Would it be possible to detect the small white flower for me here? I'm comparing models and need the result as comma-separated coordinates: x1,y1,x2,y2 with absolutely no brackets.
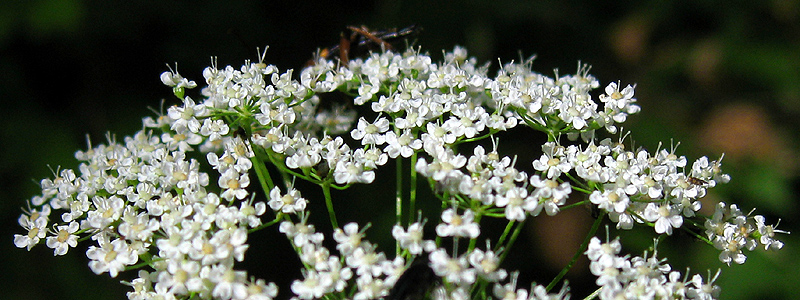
345,246,387,278
160,66,197,89
199,118,230,141
687,270,721,300
218,170,250,200
350,117,390,145
532,142,570,179
244,278,279,300
280,219,324,248
530,175,571,216
86,237,138,277
208,264,249,300
494,187,537,221
468,247,507,282
333,159,376,184
155,258,202,295
268,186,307,214
754,215,788,250
383,130,422,158
436,208,480,238
493,272,527,300
352,275,387,300
429,249,476,285
14,211,48,251
589,189,629,214
333,222,365,256
643,202,683,235
45,221,80,256
392,222,436,255
584,237,621,269
85,195,125,230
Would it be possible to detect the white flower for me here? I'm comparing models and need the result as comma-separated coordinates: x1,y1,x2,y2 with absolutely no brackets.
352,275,387,300
754,215,787,250
493,272,527,300
155,259,203,295
280,220,323,248
43,220,78,256
199,118,230,141
415,147,467,183
333,222,365,256
687,270,721,300
85,195,125,230
532,142,570,179
167,96,204,133
423,122,458,145
86,237,138,277
257,102,297,126
126,270,157,300
237,199,267,229
392,222,436,254
530,175,571,216
333,159,376,184
585,237,621,269
160,67,197,89
436,208,480,238
350,117,390,145
285,135,323,169
218,170,250,200
268,186,307,214
354,147,388,169
429,249,476,285
208,264,249,300
244,279,279,300
717,226,748,266
643,202,683,235
468,248,507,282
14,210,48,251
494,187,537,221
589,189,629,214
118,208,160,242
383,130,422,158
345,246,387,278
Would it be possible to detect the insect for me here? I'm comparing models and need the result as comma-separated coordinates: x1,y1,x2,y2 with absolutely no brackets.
310,24,421,67
686,176,708,186
303,25,421,137
386,259,442,300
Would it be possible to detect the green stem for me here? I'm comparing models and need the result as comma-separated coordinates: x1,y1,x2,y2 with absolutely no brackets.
264,149,320,185
251,150,274,198
546,211,606,292
467,213,481,252
563,171,591,192
408,152,418,225
559,200,589,211
498,220,525,263
396,157,403,226
495,220,516,252
683,218,713,245
248,214,284,233
453,129,498,145
321,182,339,229
583,287,602,300
396,157,403,255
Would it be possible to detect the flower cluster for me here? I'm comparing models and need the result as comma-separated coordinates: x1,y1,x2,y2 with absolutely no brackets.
13,131,274,299
13,42,787,300
704,202,788,266
586,237,721,300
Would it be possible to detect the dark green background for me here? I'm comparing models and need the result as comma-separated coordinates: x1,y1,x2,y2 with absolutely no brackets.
1,1,798,299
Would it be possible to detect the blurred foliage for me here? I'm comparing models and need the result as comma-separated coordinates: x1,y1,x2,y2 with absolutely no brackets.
1,1,798,299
